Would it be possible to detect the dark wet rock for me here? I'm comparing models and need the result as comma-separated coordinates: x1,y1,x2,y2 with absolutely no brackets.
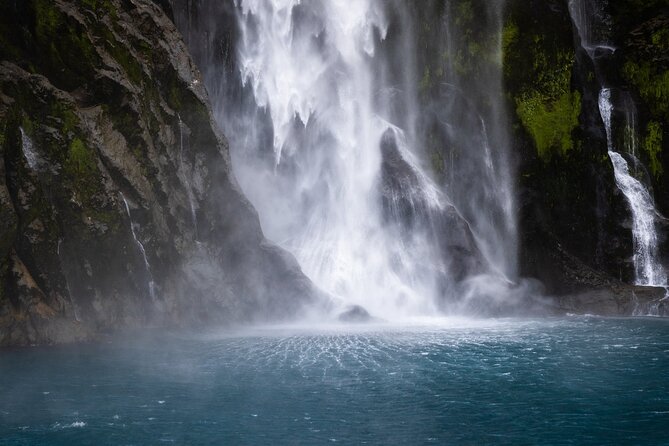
338,305,373,323
0,0,319,346
379,128,485,289
558,285,666,317
503,0,669,305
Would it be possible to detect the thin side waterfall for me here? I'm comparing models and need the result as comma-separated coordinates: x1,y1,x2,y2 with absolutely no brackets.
19,127,39,170
177,114,198,238
56,238,82,322
569,0,667,287
120,193,157,301
599,90,667,286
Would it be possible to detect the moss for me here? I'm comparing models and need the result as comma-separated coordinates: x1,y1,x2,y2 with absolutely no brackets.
33,0,99,90
504,16,578,161
166,78,183,110
502,22,519,56
64,138,97,180
20,116,35,137
49,102,78,136
516,91,581,159
33,0,61,39
97,27,144,86
455,1,474,28
623,61,669,119
643,121,663,179
651,27,669,49
80,0,115,15
419,66,432,94
430,150,445,176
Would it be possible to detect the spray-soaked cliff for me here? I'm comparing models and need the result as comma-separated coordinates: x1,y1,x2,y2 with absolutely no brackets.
503,0,668,314
0,0,318,346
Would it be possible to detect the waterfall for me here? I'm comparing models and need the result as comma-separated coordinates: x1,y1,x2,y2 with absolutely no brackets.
234,0,434,317
175,0,518,317
120,193,157,301
599,90,667,286
19,127,40,170
569,0,667,287
177,114,198,239
56,238,82,322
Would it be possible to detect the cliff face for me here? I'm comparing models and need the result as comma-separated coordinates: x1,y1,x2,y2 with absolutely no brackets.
503,0,669,296
0,0,317,346
503,0,624,292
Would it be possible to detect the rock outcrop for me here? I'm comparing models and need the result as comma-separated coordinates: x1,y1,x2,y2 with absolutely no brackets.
378,128,485,290
0,0,319,346
503,0,669,308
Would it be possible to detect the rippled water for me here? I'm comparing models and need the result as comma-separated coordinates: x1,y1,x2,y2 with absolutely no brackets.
1,317,668,445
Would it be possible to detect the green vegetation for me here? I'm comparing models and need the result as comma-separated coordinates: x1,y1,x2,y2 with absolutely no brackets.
430,150,445,176
643,121,663,178
502,22,519,57
80,0,116,16
419,66,432,94
516,91,581,159
623,61,669,119
33,0,98,90
455,1,474,27
97,27,144,86
510,44,580,160
64,138,97,178
49,102,78,136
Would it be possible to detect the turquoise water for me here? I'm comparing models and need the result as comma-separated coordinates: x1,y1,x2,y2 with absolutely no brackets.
1,317,668,445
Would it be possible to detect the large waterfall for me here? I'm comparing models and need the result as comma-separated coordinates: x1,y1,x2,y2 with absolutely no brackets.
176,0,518,317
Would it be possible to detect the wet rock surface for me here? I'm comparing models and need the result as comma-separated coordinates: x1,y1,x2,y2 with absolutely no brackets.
0,0,318,346
379,128,485,294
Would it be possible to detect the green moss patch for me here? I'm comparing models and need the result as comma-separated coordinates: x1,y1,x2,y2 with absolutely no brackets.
643,121,663,179
623,61,669,120
516,91,581,159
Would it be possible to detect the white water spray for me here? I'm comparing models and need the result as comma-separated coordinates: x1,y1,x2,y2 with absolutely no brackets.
173,0,520,317
599,90,667,286
234,0,433,317
19,127,40,170
218,0,516,317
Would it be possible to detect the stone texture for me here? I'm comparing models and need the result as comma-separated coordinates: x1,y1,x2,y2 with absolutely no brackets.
0,0,319,346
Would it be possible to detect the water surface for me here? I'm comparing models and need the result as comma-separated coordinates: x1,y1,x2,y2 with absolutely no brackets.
1,317,668,445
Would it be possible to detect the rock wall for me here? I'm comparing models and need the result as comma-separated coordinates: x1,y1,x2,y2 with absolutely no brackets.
0,0,318,346
504,0,668,295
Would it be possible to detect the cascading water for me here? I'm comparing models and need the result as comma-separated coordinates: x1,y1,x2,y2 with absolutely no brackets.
599,90,667,287
175,0,519,318
177,114,198,239
120,193,157,301
19,127,40,171
569,0,667,288
233,0,437,317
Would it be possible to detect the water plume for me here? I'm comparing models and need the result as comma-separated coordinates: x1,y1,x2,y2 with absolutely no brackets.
174,0,519,319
